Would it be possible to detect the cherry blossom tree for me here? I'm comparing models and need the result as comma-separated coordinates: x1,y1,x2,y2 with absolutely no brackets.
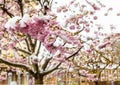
72,33,120,84
0,0,118,85
0,0,83,84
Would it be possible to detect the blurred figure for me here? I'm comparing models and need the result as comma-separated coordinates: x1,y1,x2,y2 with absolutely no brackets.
28,75,34,85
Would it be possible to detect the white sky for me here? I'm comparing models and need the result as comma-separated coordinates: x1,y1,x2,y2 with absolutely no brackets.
95,0,120,33
52,0,120,37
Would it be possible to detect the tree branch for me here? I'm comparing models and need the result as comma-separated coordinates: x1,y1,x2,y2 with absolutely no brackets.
25,38,31,52
41,58,52,71
41,63,61,75
42,46,83,75
15,47,32,55
0,7,14,18
0,58,34,75
17,0,24,16
33,39,37,53
36,42,41,56
98,63,109,79
113,63,120,72
33,63,39,74
28,35,34,52
66,46,83,59
38,0,43,7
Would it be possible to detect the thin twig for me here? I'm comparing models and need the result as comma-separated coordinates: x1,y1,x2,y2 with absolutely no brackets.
0,7,14,18
17,0,24,16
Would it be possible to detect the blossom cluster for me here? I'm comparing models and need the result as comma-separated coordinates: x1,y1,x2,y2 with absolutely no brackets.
5,14,80,54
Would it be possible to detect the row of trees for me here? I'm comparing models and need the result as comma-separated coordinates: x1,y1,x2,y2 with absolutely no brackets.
73,33,120,81
0,0,119,85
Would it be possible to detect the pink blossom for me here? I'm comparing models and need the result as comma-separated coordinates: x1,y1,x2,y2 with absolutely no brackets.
70,25,75,30
104,13,108,16
4,12,80,55
86,49,91,53
70,1,74,5
92,4,100,10
63,8,68,12
0,0,4,3
1,45,8,50
8,43,16,49
81,5,86,8
117,13,120,16
108,7,113,11
90,11,94,15
54,57,66,62
57,8,62,13
86,23,90,27
85,28,90,33
99,42,110,49
93,16,98,20
45,44,57,53
0,32,4,39
0,76,7,81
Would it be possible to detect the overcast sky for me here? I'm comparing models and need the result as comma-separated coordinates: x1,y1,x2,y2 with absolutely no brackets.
52,0,120,35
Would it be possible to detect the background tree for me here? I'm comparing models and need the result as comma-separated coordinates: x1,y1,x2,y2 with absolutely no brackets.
72,33,120,84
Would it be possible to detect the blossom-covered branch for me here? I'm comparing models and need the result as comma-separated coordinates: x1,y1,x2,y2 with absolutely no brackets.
0,58,34,75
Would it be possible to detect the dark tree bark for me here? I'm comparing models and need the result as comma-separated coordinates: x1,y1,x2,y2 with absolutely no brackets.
34,74,44,85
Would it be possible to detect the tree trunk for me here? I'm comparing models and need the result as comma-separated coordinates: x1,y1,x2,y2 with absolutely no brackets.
34,75,44,85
